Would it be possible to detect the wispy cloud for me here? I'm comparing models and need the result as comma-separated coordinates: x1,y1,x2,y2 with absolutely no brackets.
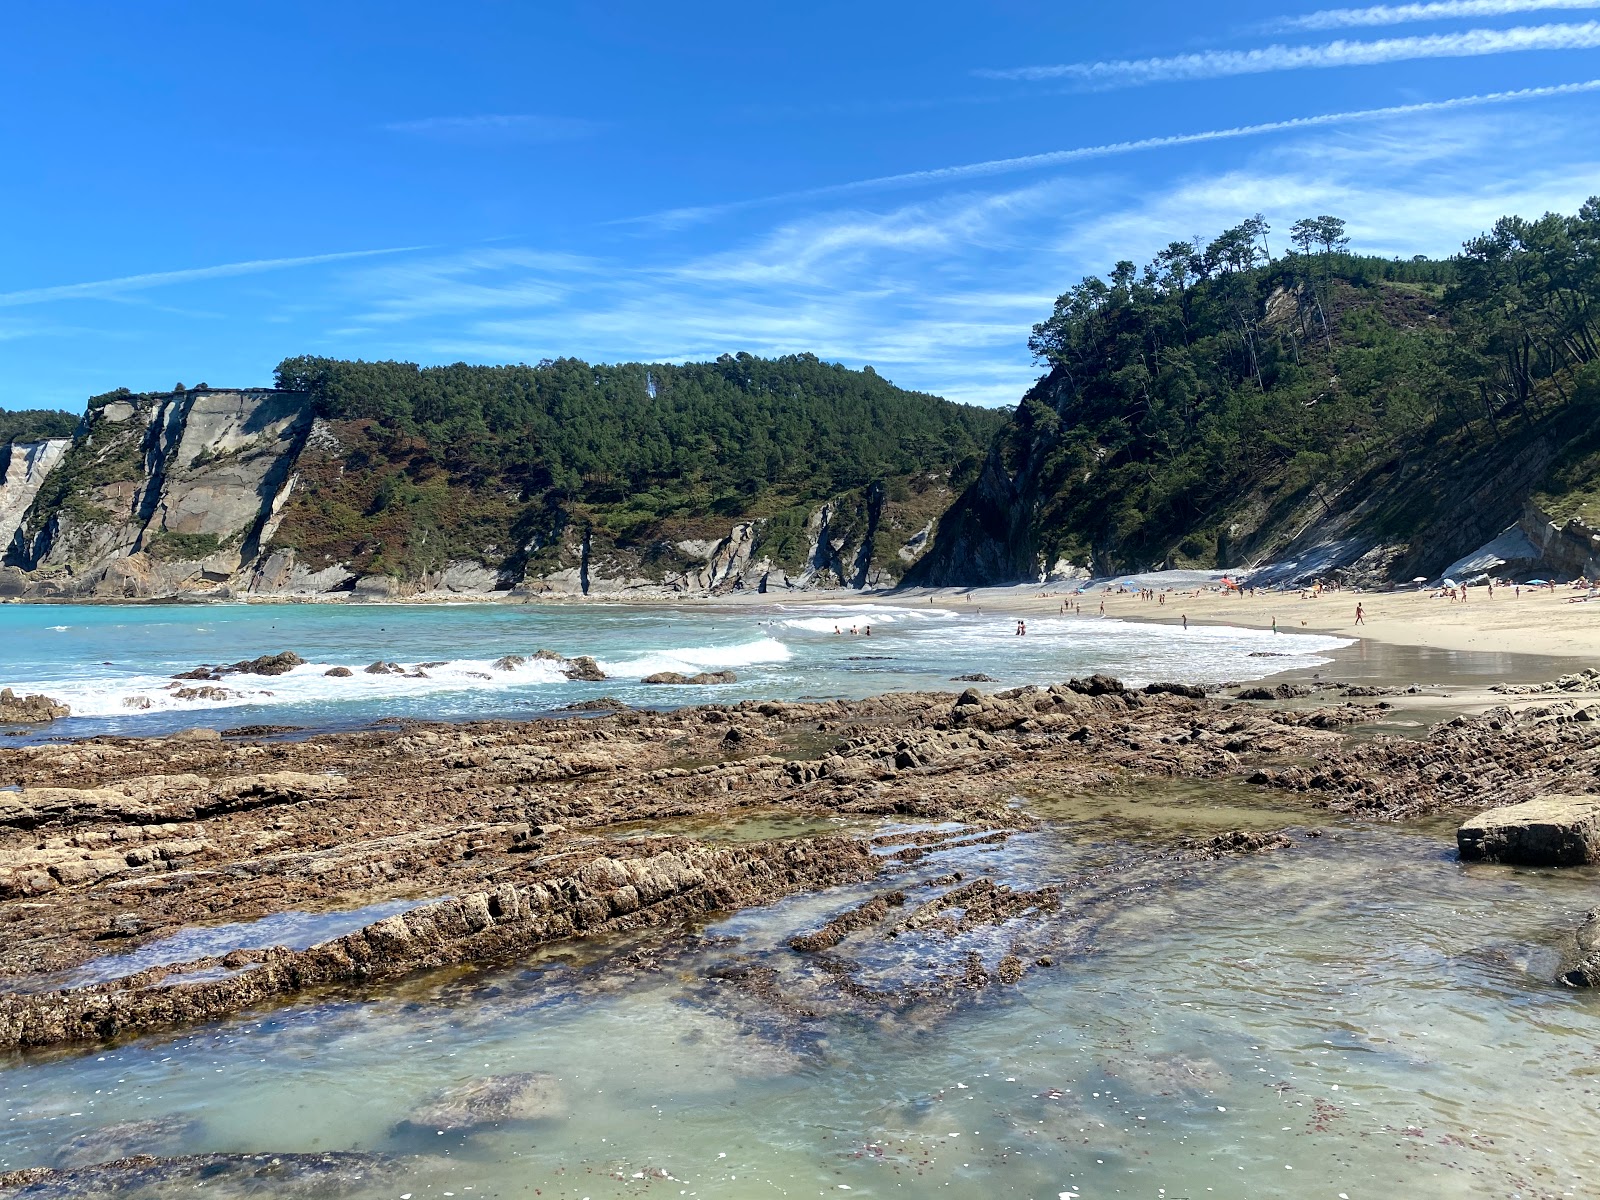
977,21,1600,85
328,100,1600,408
384,114,603,143
0,247,426,309
625,79,1600,227
1273,0,1600,31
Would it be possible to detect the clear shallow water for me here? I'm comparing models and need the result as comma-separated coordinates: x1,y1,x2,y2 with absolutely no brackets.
2,810,1598,1198
0,601,1352,739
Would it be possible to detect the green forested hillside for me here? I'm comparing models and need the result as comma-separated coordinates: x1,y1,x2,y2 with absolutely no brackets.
271,353,1005,579
913,203,1600,584
0,409,77,446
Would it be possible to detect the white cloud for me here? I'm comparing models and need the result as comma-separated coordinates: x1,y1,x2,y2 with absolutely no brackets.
384,114,602,143
0,247,426,309
1273,0,1600,31
329,103,1600,409
977,21,1600,85
624,79,1600,228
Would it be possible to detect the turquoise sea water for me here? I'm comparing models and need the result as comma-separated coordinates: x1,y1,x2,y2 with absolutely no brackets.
0,600,1352,739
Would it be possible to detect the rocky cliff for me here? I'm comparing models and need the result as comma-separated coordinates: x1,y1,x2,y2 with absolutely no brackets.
0,438,71,557
0,386,956,600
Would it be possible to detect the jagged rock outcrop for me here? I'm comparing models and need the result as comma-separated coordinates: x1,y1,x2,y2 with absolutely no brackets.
6,388,313,598
0,689,69,724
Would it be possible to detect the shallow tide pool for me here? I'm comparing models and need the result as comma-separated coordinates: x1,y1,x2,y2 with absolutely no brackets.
3,802,1597,1199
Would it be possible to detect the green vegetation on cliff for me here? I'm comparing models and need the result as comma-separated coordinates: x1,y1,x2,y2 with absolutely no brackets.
914,202,1600,583
0,409,77,446
272,353,1004,579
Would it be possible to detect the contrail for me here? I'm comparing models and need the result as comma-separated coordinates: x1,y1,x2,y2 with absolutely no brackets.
1275,0,1600,32
629,79,1600,227
0,246,427,308
977,22,1600,85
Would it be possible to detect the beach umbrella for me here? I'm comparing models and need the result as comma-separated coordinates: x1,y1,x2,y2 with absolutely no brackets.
1411,576,1428,583
1443,578,1458,588
1526,578,1549,585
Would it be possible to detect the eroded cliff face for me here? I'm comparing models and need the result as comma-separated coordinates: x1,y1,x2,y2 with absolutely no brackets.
0,388,947,600
3,390,314,598
0,439,71,560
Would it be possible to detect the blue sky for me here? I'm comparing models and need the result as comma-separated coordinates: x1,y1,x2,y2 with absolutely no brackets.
3,0,1599,411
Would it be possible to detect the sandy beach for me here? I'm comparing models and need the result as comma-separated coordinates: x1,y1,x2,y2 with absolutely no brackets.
785,580,1600,660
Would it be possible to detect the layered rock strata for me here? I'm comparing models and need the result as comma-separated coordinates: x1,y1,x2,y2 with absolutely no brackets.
2,677,1595,1049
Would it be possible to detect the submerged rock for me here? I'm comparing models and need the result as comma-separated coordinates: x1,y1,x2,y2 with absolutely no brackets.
0,689,69,723
951,673,997,683
52,1116,202,1168
644,671,737,685
1457,795,1600,866
0,1151,406,1198
401,1072,565,1131
170,686,233,702
1559,907,1600,987
553,697,629,713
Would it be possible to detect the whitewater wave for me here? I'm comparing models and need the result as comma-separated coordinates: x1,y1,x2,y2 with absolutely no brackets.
600,636,793,679
774,605,957,634
27,653,571,718
21,640,795,718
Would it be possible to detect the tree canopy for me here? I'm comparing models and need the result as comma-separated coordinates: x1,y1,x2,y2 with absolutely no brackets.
269,352,1006,578
0,409,78,447
938,200,1600,577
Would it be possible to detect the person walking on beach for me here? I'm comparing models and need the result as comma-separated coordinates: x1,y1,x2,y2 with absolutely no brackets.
1271,616,1278,633
1354,603,1365,625
1098,598,1105,617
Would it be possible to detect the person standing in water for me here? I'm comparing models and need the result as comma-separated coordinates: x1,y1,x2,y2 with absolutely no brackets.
1016,619,1026,636
1271,616,1278,633
1181,613,1188,630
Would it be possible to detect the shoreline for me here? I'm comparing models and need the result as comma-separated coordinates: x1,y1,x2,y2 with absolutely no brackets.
9,578,1598,661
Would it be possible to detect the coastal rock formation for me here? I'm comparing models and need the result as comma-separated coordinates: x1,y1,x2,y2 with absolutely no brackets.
0,1152,410,1199
0,689,69,723
1252,697,1600,819
562,655,606,681
0,676,1382,1048
6,388,314,599
642,670,737,685
0,438,71,558
1457,795,1600,866
1491,668,1600,696
0,369,982,600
